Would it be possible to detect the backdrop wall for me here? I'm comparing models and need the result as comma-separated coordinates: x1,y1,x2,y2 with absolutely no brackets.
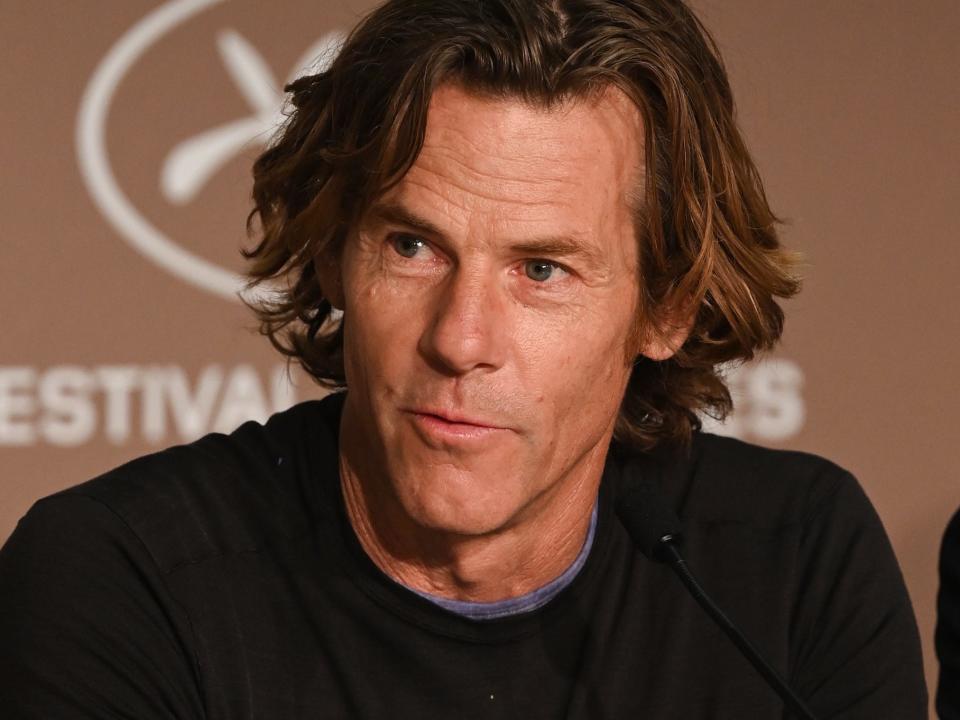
3,0,957,712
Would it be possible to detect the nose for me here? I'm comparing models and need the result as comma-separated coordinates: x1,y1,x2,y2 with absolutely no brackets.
418,267,509,375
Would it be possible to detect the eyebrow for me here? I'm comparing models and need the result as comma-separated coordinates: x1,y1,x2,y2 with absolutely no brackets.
364,200,609,270
366,201,445,238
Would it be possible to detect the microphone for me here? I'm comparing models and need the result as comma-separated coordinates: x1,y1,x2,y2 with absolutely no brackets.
615,467,820,720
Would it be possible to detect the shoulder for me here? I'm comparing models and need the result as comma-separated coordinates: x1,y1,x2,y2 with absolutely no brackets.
943,507,960,554
663,432,869,531
22,395,343,574
939,507,960,596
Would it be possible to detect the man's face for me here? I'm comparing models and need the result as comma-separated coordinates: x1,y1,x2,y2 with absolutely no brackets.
337,83,651,536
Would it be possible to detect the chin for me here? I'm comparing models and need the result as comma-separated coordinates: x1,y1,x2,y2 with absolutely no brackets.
392,463,524,537
377,415,527,534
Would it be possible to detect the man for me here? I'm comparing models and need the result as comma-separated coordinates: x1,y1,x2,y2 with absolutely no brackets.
0,0,926,717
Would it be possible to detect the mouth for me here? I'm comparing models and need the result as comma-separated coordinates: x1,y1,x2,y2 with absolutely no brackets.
403,407,510,443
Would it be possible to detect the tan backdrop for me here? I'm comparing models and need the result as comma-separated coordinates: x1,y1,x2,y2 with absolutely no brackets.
2,0,957,713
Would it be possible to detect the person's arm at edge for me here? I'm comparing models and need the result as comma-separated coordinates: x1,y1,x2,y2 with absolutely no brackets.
936,508,960,719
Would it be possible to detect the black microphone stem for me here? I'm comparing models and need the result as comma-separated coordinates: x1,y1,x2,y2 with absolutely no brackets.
659,541,819,720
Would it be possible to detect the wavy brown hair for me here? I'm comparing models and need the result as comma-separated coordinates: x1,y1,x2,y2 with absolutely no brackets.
244,0,801,451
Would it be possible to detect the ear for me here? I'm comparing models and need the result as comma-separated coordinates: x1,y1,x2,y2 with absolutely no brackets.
316,252,345,310
636,299,696,361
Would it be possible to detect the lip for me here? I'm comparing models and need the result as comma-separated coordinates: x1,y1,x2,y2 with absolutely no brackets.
404,408,510,444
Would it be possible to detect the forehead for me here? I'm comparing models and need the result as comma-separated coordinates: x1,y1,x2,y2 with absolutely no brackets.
377,83,645,241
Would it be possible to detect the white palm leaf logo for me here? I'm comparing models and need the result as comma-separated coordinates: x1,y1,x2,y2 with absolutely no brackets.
162,29,344,204
77,0,344,302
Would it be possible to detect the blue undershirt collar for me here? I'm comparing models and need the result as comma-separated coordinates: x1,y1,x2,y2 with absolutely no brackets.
405,498,600,620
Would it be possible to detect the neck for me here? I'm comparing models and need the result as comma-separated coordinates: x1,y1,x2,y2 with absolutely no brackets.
338,418,607,603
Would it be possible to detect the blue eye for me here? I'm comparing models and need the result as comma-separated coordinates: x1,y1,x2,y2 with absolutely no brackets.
392,234,425,258
524,260,557,282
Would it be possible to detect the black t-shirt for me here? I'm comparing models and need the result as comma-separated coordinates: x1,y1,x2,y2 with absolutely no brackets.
0,393,926,718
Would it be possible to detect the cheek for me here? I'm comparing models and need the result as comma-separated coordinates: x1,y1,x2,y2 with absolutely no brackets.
515,308,633,418
342,273,423,384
